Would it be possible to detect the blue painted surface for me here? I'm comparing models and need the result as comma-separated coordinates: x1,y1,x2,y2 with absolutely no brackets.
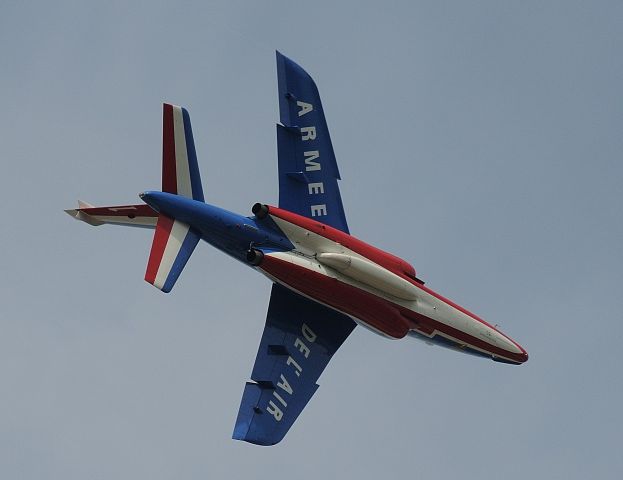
276,52,349,233
233,284,356,445
140,191,294,263
181,107,205,202
137,53,521,446
161,226,200,293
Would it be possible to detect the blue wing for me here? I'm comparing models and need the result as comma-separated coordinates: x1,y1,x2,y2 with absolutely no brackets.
233,284,356,445
276,51,349,233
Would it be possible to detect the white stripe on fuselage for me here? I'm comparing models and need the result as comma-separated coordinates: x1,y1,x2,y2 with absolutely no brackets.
266,216,522,357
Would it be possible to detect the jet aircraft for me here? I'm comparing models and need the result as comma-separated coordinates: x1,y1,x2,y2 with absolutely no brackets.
66,52,528,446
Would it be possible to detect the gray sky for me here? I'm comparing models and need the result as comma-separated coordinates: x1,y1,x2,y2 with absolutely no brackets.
1,1,622,478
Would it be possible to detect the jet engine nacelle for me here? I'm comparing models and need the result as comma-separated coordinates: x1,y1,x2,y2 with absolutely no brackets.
246,249,264,266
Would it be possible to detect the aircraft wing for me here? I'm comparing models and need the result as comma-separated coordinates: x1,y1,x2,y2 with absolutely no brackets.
233,284,356,445
276,52,349,233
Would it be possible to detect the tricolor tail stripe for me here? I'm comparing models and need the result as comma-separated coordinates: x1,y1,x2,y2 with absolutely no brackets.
162,103,204,202
145,214,200,293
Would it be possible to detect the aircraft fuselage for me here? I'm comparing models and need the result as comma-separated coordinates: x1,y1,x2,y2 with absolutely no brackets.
141,191,528,365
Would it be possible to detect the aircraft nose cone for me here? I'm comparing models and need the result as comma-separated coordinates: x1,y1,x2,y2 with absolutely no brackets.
508,342,529,364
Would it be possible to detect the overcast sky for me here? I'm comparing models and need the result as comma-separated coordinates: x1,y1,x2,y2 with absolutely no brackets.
1,1,622,478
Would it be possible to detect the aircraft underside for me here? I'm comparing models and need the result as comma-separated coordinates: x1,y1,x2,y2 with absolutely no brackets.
252,206,528,365
66,51,527,446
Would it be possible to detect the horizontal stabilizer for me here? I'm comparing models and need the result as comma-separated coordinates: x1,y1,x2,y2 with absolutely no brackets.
144,214,200,293
65,202,158,228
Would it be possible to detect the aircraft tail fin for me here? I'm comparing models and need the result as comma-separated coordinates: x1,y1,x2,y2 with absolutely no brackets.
161,103,204,202
144,214,200,293
65,103,205,292
141,103,204,293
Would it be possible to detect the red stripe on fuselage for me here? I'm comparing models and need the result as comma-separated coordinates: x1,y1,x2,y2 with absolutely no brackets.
267,206,417,279
267,205,525,355
398,308,527,363
162,104,177,194
260,254,527,363
145,215,174,284
407,281,525,354
260,254,411,339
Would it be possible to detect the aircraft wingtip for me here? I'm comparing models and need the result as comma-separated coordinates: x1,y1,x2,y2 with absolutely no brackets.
78,199,94,209
64,206,104,226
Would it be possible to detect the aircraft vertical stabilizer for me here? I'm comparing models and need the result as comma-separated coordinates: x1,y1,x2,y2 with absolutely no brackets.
142,103,204,292
161,103,204,202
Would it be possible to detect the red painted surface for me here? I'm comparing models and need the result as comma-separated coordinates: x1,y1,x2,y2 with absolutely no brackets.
398,307,527,363
260,254,528,363
267,205,525,355
267,206,417,279
144,214,174,283
260,254,411,339
162,103,177,194
409,281,526,353
82,204,157,217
